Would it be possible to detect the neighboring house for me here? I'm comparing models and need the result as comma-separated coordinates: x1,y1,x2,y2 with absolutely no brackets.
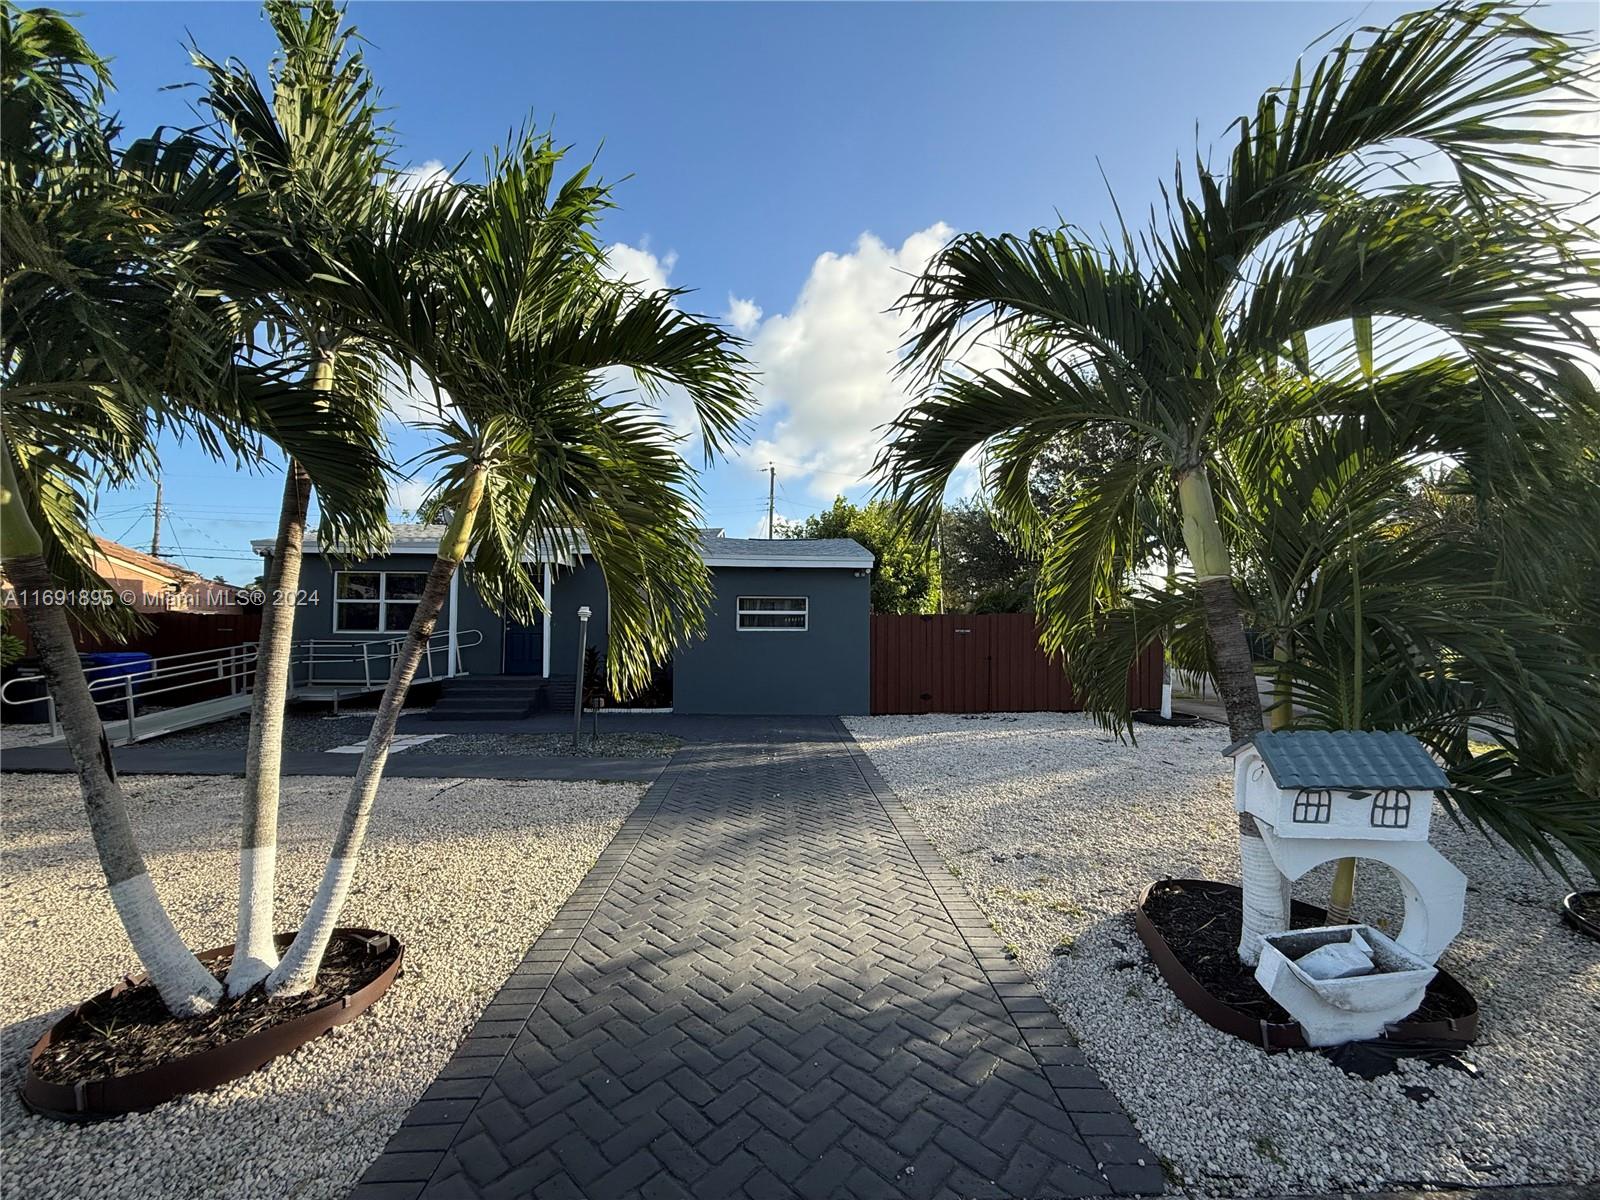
89,538,246,613
251,525,874,715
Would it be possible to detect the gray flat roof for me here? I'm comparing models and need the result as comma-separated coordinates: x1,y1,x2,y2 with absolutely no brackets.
255,525,874,569
698,533,873,567
1225,730,1450,791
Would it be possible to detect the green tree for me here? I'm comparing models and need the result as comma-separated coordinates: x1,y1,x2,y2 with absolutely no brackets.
1069,396,1600,925
1,2,387,1014
265,133,755,995
880,4,1598,747
938,499,1033,613
192,0,467,997
787,496,938,613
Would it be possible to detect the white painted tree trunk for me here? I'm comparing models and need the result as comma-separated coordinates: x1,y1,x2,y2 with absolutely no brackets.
1238,814,1290,965
226,459,312,996
2,451,219,1014
267,465,486,996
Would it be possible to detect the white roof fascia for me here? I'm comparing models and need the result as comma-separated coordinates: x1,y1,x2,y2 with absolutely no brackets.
700,555,869,570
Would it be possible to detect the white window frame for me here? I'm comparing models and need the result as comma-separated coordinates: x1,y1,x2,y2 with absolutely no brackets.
333,569,431,634
736,595,808,632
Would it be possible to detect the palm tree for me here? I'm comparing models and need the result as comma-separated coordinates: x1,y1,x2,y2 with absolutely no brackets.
191,0,459,997
265,133,754,994
1054,393,1600,951
878,4,1597,961
1,2,388,1013
881,4,1597,744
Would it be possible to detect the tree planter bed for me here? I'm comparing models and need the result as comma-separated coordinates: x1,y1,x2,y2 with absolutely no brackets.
1562,891,1600,942
22,927,403,1120
1130,709,1203,727
1134,879,1477,1051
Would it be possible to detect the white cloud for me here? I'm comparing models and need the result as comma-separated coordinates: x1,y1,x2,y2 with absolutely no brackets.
595,242,710,457
603,242,677,294
392,158,452,198
390,475,433,518
739,223,962,500
725,295,763,336
386,367,454,429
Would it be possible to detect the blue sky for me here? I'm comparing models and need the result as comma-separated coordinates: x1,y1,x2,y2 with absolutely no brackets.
74,1,1598,579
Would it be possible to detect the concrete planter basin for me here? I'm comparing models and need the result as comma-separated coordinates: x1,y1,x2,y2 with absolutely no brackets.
1255,924,1436,1046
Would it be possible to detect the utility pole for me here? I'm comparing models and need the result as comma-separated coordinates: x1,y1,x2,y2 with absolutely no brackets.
150,477,164,557
767,463,775,539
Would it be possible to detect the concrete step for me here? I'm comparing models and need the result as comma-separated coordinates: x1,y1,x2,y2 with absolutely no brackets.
427,675,556,722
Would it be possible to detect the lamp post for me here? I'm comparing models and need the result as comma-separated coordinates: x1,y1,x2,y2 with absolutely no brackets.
573,605,591,749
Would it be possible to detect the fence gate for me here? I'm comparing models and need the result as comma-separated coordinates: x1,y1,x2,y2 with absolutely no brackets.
869,612,1161,715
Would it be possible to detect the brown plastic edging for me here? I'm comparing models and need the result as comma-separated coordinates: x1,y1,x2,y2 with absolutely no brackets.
1134,879,1478,1053
21,926,403,1121
1561,892,1600,942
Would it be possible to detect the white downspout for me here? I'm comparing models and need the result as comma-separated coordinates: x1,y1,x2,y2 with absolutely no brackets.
447,569,460,676
541,562,553,678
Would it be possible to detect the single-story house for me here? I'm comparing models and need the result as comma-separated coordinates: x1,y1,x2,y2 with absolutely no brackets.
251,525,873,716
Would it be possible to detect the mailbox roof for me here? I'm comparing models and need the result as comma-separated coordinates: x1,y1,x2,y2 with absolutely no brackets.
1223,730,1450,791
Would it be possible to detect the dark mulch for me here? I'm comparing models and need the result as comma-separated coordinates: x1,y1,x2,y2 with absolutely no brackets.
32,932,400,1084
1141,879,1474,1025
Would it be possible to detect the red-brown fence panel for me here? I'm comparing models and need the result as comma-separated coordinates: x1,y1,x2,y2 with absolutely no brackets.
870,612,1161,715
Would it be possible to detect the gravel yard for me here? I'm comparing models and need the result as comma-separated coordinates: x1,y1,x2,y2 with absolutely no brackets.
845,712,1600,1198
1,771,640,1200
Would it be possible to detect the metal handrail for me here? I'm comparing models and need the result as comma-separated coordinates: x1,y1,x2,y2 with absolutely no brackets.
1,628,483,736
297,630,476,684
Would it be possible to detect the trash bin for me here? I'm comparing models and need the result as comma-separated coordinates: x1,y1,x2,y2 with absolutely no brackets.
81,652,155,720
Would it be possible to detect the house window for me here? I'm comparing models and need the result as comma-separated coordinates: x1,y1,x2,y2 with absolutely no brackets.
1293,788,1332,824
334,571,429,633
737,596,807,631
1370,788,1412,829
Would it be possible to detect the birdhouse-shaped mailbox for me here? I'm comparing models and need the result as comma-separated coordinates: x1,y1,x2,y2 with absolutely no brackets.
1227,730,1449,843
1223,729,1468,967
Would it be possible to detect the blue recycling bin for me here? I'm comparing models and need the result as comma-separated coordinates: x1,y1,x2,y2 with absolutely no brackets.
80,652,155,719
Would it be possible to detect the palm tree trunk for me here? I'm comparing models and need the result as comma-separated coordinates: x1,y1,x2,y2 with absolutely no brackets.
1175,463,1278,963
1268,637,1292,731
1160,557,1177,720
1176,465,1262,741
1,448,220,1015
224,456,313,996
1326,859,1358,925
267,463,487,996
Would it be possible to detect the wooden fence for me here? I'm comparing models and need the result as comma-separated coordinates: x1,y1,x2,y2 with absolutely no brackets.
870,612,1162,715
10,609,262,661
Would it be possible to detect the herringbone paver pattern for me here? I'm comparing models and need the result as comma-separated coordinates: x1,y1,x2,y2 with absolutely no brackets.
354,721,1160,1200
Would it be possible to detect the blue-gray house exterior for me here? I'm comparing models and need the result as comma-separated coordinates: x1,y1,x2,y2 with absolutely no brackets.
254,526,873,716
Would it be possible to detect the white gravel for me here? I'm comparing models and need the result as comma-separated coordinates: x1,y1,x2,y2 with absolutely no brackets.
1,723,57,752
846,712,1600,1198
1,771,641,1200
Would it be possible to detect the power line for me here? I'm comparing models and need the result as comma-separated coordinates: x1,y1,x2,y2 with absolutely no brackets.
105,508,153,546
161,509,188,569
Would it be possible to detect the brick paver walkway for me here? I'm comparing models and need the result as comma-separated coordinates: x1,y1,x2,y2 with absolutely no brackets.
353,720,1161,1200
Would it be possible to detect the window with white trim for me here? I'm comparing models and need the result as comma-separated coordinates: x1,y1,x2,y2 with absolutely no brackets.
334,570,429,632
737,596,807,631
